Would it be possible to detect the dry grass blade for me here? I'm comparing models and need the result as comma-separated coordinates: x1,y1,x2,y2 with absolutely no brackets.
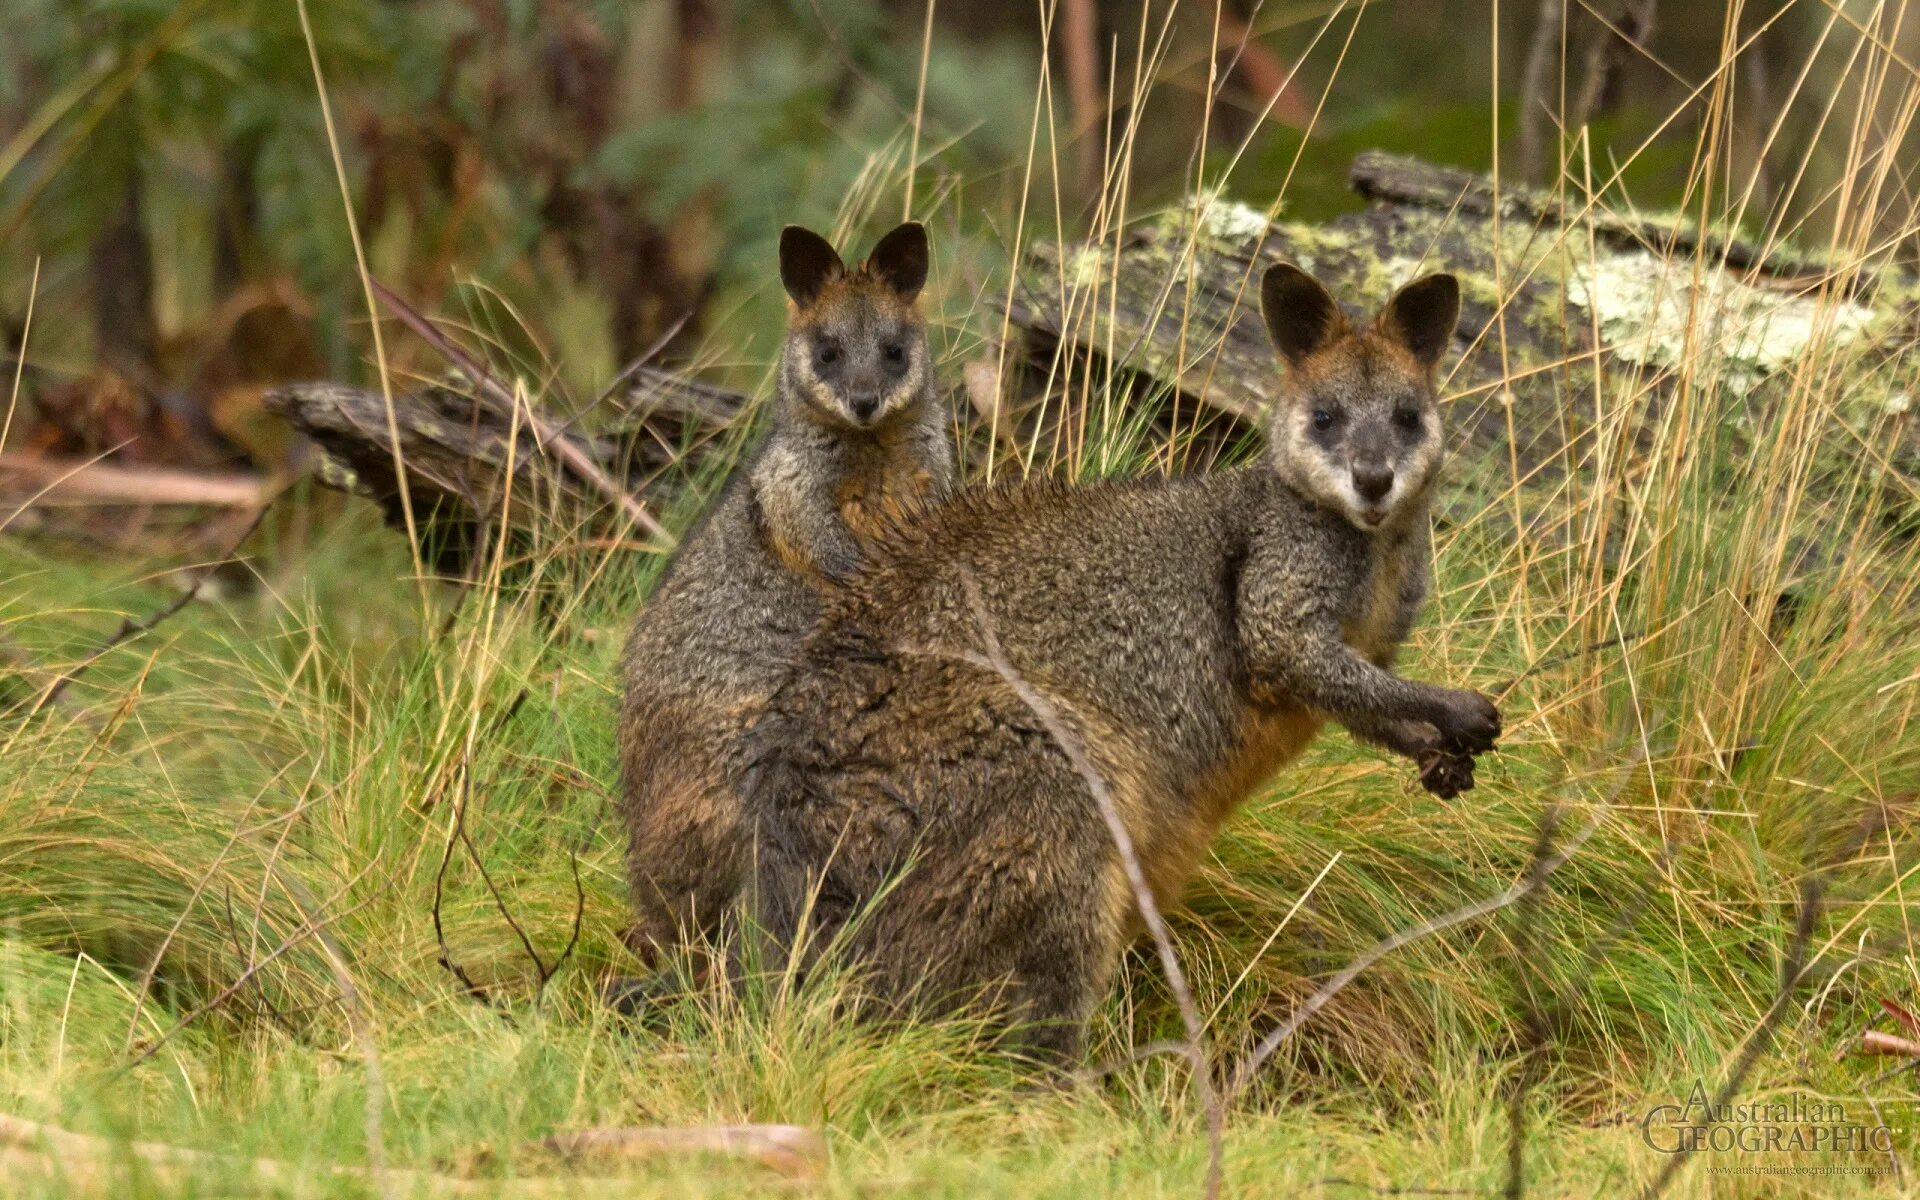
954,567,1223,1200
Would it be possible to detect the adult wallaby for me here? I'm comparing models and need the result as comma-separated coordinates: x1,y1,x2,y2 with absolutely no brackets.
618,222,955,966
737,262,1498,1062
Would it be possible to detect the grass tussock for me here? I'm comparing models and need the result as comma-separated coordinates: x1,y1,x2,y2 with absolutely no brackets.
3,2,1919,1195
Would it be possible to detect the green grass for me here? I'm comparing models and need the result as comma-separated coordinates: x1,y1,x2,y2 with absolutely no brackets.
4,3,1920,1195
2,313,1916,1194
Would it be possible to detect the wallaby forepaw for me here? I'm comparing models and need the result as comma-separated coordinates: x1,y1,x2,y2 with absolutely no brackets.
1436,689,1501,754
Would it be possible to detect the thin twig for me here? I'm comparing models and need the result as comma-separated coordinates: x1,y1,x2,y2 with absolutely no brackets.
955,567,1223,1200
1505,808,1562,1200
369,278,672,545
550,311,693,441
432,761,496,1006
1493,625,1647,700
1227,784,1622,1103
37,500,272,711
455,772,550,985
123,867,381,1070
1637,811,1885,1200
434,744,582,1007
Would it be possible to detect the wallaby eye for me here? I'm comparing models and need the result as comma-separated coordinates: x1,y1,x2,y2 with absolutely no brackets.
882,341,906,364
1393,408,1422,433
815,340,841,367
1311,409,1336,433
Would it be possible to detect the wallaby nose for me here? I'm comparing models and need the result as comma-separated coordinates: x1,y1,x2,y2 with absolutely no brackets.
849,394,880,422
1352,463,1394,503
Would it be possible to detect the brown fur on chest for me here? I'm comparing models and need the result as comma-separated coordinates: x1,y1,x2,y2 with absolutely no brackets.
837,460,937,541
1342,545,1409,665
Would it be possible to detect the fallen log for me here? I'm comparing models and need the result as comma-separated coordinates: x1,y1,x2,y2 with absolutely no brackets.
265,367,748,565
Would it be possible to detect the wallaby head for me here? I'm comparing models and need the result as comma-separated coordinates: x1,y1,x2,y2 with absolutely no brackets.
777,222,932,431
1259,262,1460,531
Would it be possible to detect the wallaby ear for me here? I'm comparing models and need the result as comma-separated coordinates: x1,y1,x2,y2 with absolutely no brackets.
865,222,929,301
1260,263,1347,367
1376,272,1459,369
779,225,845,306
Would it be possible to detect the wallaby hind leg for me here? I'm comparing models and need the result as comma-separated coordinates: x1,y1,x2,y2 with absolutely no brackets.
624,726,748,963
1000,864,1122,1069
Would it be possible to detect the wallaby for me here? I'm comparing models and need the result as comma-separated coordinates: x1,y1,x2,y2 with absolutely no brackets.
736,263,1499,1063
617,221,955,967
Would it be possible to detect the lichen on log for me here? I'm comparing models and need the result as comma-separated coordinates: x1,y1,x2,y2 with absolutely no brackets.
1007,151,1918,483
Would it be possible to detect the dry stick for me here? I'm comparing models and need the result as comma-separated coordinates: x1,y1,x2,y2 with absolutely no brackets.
1637,811,1885,1200
954,568,1223,1200
367,279,672,547
36,500,272,711
431,760,496,1006
532,1124,829,1181
1505,808,1563,1200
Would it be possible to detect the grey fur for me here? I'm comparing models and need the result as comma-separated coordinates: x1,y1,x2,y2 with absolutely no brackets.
736,264,1499,1063
617,223,954,962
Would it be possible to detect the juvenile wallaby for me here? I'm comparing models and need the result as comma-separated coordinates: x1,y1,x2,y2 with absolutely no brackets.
737,263,1499,1063
618,221,955,964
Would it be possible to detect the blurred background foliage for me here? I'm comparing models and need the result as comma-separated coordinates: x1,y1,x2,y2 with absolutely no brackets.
3,0,1908,424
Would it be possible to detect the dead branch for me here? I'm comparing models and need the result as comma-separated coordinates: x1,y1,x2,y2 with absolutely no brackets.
36,499,272,711
432,761,498,1006
433,747,582,1008
530,1124,829,1180
955,567,1224,1200
0,454,267,507
369,279,672,545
